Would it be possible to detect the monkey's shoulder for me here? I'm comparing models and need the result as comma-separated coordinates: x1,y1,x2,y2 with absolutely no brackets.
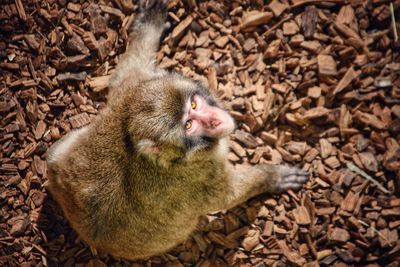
47,126,90,166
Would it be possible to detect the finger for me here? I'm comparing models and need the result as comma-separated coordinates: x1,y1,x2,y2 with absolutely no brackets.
281,174,308,183
279,182,304,191
279,165,307,176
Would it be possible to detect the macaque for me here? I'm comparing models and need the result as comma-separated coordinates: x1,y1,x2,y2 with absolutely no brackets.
47,0,308,260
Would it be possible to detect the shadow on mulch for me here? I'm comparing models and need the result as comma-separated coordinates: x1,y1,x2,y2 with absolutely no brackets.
38,195,83,266
39,193,149,266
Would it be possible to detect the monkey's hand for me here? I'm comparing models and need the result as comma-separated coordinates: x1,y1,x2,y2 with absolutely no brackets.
273,165,309,193
109,0,169,90
138,0,169,28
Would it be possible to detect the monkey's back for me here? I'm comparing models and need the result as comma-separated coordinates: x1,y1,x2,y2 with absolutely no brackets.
47,108,230,259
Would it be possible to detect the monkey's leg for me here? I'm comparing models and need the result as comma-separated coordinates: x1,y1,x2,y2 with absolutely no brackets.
109,0,168,90
222,164,309,210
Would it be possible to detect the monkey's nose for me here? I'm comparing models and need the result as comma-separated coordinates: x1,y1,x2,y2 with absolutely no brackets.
191,111,220,129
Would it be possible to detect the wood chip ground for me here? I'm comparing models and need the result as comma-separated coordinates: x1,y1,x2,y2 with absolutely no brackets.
1,0,400,266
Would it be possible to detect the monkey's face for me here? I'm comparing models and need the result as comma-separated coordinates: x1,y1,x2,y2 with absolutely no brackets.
170,77,235,154
182,94,235,139
128,75,235,159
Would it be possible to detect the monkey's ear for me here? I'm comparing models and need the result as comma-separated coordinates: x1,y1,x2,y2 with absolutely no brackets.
137,139,161,155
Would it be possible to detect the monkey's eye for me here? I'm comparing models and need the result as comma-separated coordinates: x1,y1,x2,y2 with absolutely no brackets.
185,120,193,130
191,100,197,110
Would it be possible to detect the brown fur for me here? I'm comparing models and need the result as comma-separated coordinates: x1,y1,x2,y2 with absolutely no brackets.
47,0,308,260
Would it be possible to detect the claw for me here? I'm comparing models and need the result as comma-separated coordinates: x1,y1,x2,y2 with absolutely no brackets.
141,0,168,10
137,0,169,27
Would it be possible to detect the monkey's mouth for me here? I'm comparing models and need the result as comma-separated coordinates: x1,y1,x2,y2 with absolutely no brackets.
205,113,235,138
210,120,222,128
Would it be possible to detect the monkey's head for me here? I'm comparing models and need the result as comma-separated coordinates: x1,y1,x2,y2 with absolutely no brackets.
125,74,235,165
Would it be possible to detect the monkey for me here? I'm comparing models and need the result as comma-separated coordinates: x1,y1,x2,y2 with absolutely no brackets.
46,0,309,260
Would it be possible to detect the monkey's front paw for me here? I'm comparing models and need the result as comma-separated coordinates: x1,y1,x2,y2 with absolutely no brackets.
276,165,309,192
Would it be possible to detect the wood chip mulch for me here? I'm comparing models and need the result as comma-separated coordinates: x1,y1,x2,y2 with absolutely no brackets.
1,0,400,266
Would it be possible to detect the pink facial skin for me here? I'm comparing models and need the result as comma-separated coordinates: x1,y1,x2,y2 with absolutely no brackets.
183,95,235,138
